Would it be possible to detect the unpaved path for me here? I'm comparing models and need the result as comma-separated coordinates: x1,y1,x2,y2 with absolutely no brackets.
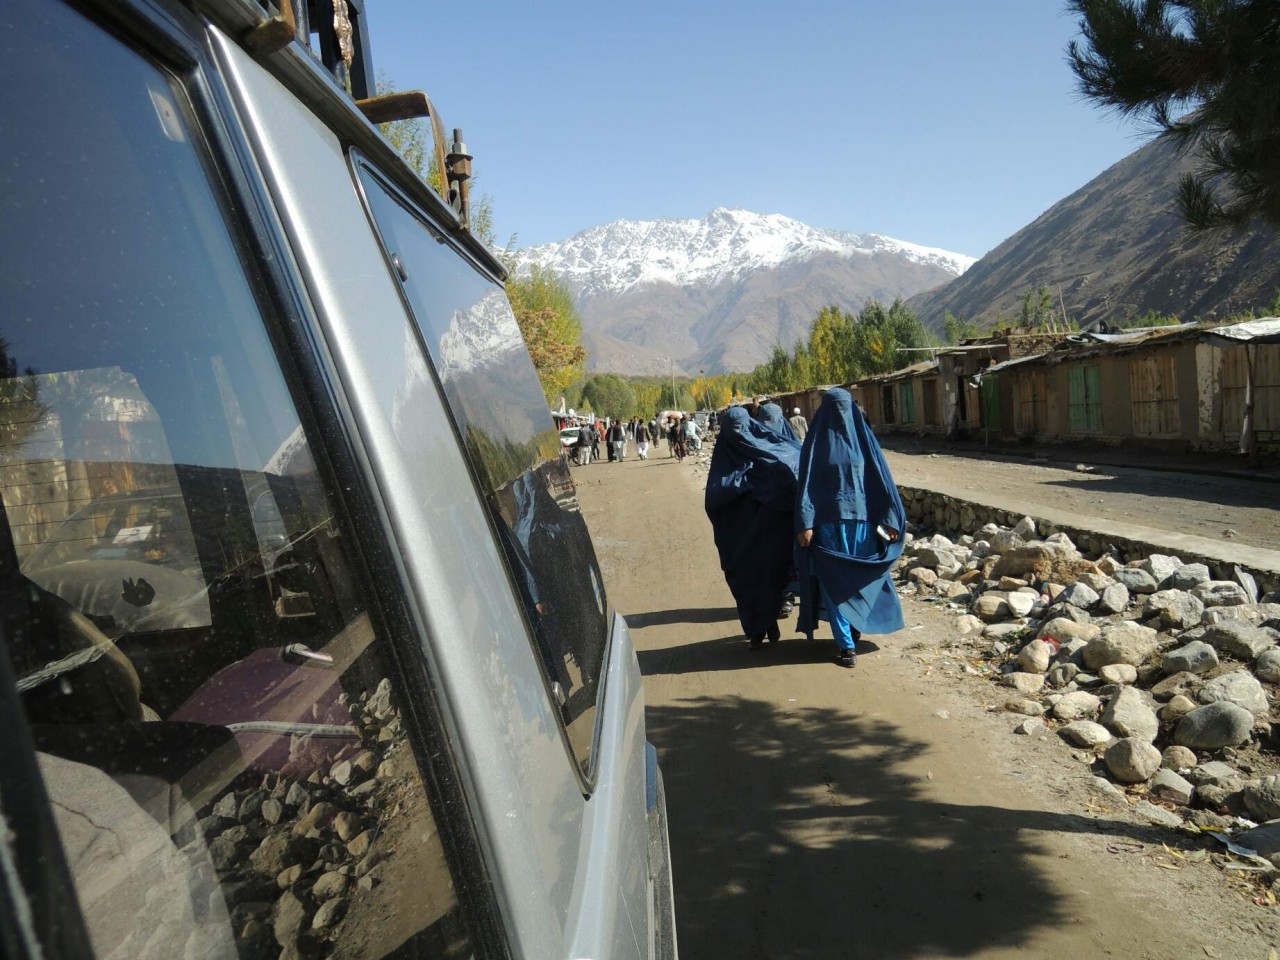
881,447,1280,552
575,447,1280,960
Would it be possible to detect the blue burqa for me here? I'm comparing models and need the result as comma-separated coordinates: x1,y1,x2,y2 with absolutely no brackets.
795,388,904,638
759,402,798,443
705,406,801,638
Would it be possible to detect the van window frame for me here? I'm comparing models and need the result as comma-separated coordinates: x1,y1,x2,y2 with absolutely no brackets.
347,151,612,791
0,1,513,956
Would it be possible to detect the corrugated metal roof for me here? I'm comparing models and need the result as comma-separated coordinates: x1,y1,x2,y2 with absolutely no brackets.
1200,317,1280,346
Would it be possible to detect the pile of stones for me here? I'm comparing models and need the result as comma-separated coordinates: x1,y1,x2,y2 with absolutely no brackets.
896,516,1280,851
196,678,412,959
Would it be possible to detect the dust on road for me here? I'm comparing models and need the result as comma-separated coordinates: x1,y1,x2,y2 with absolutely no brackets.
575,447,1279,960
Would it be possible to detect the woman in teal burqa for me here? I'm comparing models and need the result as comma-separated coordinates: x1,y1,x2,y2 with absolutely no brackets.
794,388,905,667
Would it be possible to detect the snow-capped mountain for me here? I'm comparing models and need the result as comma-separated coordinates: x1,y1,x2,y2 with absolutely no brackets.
517,207,975,299
513,208,974,374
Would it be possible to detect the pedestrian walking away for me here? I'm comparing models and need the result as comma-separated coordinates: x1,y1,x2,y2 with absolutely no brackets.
705,406,802,650
575,421,593,465
636,419,651,460
608,419,626,462
794,387,904,668
789,406,808,441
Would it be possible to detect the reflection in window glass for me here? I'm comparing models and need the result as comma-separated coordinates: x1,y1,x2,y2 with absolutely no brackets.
356,167,609,771
0,1,472,956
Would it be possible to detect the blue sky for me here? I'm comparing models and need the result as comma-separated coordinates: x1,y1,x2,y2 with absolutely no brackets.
368,0,1142,258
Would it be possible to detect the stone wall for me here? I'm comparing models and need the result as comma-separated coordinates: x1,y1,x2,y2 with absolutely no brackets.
899,485,1280,596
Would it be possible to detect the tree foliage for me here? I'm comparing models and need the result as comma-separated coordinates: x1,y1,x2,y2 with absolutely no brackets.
580,374,636,418
942,309,978,344
506,266,587,403
743,297,933,392
1067,0,1280,230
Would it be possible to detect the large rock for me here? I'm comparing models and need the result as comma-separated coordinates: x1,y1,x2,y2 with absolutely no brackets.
1004,591,1038,618
1113,567,1159,595
1104,738,1162,783
1059,720,1112,747
1098,663,1138,685
1051,691,1102,721
1192,581,1252,608
1016,639,1054,674
1173,702,1255,749
1164,563,1211,591
1058,582,1100,610
989,530,1027,555
1083,621,1160,670
914,546,957,571
973,593,1010,622
1099,687,1160,742
1196,672,1269,716
1042,603,1092,626
1161,745,1198,771
1037,618,1100,644
1256,648,1280,683
1233,566,1260,604
1143,590,1205,630
1149,768,1194,806
1202,620,1278,661
1001,672,1045,694
1097,583,1131,615
1141,554,1183,584
1161,640,1219,676
1243,776,1280,822
990,542,1077,580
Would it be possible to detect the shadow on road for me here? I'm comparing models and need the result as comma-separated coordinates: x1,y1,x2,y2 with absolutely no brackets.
626,607,740,629
649,694,1171,960
638,635,887,675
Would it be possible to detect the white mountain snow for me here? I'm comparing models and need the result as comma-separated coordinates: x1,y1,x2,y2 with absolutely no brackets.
515,207,976,298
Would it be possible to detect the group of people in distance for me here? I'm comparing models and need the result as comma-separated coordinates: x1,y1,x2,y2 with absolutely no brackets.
704,390,904,668
571,413,708,465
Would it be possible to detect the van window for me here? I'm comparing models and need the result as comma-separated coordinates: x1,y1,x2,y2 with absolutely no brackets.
354,165,609,774
0,1,474,956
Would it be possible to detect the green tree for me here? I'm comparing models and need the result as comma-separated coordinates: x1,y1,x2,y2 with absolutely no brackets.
942,309,978,344
1067,1,1280,230
506,265,587,403
580,374,636,418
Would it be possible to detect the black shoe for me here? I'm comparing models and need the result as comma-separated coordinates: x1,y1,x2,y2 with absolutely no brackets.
837,650,856,668
749,635,765,650
767,622,780,642
778,599,793,617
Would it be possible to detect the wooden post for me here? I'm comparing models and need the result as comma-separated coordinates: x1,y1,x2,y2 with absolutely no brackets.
1243,344,1260,468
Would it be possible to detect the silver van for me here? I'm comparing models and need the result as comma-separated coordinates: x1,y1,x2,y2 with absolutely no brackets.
0,1,676,958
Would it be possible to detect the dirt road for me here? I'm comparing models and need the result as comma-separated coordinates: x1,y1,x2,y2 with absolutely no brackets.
575,448,1279,960
881,446,1280,552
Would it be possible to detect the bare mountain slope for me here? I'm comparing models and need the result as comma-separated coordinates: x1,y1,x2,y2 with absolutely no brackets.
908,138,1280,331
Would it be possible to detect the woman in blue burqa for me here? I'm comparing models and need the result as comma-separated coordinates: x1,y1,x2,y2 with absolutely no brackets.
757,402,798,443
794,388,905,667
705,406,802,650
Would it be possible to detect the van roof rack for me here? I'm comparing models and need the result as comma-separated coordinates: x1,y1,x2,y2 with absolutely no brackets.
242,0,473,229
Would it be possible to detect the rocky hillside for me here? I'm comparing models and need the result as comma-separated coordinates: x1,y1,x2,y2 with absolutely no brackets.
515,208,975,374
908,138,1280,331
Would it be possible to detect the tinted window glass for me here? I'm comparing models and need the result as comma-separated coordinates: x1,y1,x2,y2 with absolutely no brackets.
0,2,473,956
355,166,608,772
